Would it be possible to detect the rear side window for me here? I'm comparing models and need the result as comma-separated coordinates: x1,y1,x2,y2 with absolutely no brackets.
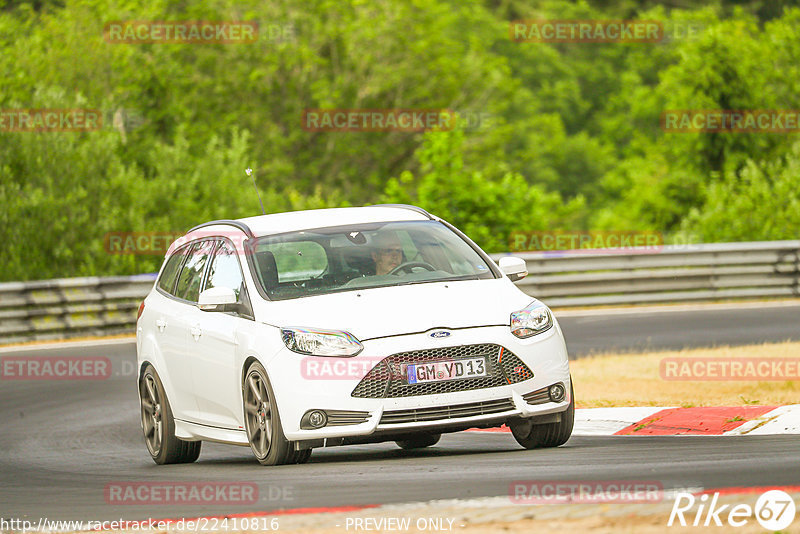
174,240,217,302
157,246,189,296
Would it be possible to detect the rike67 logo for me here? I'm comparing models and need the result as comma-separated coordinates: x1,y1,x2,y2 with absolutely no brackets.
669,490,796,530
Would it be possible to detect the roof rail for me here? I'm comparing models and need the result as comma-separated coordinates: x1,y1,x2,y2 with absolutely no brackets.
368,204,434,220
187,219,255,238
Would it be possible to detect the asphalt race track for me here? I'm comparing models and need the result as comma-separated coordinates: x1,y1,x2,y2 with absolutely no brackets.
1,303,799,522
558,302,800,357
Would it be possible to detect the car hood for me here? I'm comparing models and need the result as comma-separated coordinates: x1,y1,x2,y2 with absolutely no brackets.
256,278,533,340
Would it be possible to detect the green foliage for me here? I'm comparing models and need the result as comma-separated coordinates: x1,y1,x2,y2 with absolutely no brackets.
0,90,341,281
381,128,586,252
1,0,799,281
682,141,800,242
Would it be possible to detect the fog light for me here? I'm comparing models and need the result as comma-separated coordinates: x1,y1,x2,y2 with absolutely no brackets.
549,383,566,402
308,410,327,428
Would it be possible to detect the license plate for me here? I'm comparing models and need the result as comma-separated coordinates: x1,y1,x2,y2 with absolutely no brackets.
406,358,487,384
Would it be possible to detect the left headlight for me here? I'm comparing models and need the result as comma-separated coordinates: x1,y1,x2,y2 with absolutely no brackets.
510,302,553,338
281,327,364,357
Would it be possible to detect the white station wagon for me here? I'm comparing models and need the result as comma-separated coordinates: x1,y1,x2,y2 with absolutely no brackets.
136,205,573,465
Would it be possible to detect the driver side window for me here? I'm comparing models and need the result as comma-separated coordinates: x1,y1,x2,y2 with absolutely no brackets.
204,240,244,299
174,240,216,302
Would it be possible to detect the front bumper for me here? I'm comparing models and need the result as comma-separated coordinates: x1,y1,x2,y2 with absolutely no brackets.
265,324,571,441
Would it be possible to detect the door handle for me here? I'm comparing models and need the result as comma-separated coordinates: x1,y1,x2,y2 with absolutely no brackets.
155,318,167,332
190,325,202,341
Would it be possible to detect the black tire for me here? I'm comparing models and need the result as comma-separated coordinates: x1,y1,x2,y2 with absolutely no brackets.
139,365,201,465
395,433,441,450
282,447,312,465
294,448,313,464
242,361,296,466
510,383,574,449
296,449,313,464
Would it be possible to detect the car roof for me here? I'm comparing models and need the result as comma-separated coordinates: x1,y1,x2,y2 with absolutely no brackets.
238,205,432,237
171,206,435,253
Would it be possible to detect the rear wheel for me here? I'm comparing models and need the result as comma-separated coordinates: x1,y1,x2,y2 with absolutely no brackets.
243,361,301,466
395,433,441,450
510,383,574,449
139,365,201,464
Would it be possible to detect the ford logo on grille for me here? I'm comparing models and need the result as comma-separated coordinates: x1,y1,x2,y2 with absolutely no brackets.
430,330,451,338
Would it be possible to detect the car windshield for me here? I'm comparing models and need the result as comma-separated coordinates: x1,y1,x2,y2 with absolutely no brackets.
249,220,496,300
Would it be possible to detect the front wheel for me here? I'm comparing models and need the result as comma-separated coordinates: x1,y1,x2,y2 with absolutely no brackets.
510,383,574,449
243,361,301,466
139,365,201,464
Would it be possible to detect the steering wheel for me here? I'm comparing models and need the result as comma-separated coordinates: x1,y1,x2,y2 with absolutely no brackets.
388,261,437,275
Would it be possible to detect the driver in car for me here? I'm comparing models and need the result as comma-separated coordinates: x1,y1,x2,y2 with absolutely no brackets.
371,233,404,275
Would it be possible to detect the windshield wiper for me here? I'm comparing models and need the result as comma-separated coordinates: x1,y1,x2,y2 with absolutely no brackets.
435,274,482,282
389,275,483,287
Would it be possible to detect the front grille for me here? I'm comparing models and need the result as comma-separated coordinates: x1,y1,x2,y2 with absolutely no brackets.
351,343,534,398
327,410,371,426
522,386,550,405
380,398,516,425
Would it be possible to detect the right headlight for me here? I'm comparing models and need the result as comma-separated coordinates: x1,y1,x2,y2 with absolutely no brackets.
510,301,553,338
281,327,364,357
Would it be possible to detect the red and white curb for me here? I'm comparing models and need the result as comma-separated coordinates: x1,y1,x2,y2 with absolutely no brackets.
468,404,800,436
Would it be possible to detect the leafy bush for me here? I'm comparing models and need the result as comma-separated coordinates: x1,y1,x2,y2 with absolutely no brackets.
381,128,586,252
2,0,800,281
682,141,800,242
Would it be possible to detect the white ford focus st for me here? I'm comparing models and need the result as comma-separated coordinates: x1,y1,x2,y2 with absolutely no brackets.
136,205,573,466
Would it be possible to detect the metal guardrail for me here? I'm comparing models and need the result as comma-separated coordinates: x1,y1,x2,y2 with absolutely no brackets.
0,241,798,344
491,240,800,308
0,275,156,345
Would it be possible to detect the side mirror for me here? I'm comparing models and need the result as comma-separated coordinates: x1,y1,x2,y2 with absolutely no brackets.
198,286,238,312
498,256,528,282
